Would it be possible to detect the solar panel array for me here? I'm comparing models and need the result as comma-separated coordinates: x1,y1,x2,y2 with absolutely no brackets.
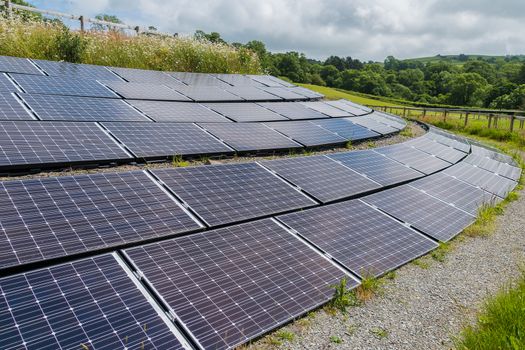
224,86,284,101
110,66,184,84
313,118,380,141
405,136,466,163
204,102,288,122
103,81,190,101
301,101,352,117
350,116,399,135
0,73,19,92
259,101,329,120
0,56,43,75
0,93,35,121
127,100,230,123
265,121,347,147
375,144,452,175
464,153,521,181
33,59,122,81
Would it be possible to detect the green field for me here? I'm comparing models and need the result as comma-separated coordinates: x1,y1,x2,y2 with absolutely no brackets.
403,54,525,66
297,83,402,106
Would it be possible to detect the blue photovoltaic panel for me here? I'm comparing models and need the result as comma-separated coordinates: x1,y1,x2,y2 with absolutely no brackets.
427,128,470,153
0,93,35,120
102,122,233,158
0,171,201,269
324,100,364,116
350,116,398,135
277,200,438,277
248,75,289,87
33,59,121,81
170,85,243,102
103,81,191,101
0,56,42,75
258,86,308,100
224,86,283,101
291,86,324,99
375,144,451,175
362,185,476,242
300,101,351,117
258,102,329,120
368,111,406,130
169,72,231,87
213,73,266,87
313,118,380,141
0,254,189,350
127,100,230,123
470,144,517,166
204,102,288,122
264,121,347,147
329,150,424,186
335,99,373,113
464,154,521,181
0,74,19,92
405,136,466,164
125,219,351,350
152,163,317,226
260,155,381,203
109,66,184,84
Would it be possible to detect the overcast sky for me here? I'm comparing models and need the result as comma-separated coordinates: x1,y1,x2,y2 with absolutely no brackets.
34,0,525,61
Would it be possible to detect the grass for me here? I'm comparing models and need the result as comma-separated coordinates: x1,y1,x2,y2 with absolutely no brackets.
329,335,343,344
172,155,190,167
431,242,451,262
355,274,383,302
275,330,295,342
329,277,359,313
369,327,389,339
296,83,399,106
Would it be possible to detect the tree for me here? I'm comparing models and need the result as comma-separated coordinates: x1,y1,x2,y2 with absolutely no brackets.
92,14,123,31
489,85,525,110
194,30,226,44
324,56,346,71
516,63,525,85
445,72,489,106
464,60,497,83
2,0,43,21
397,69,424,88
320,65,340,87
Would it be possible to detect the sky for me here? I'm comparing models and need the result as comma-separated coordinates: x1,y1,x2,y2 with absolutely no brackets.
32,0,525,62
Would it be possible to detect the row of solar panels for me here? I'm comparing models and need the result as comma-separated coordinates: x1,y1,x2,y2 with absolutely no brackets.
0,111,405,172
0,130,520,350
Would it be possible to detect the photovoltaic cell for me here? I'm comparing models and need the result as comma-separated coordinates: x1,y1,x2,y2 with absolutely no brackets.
169,72,231,87
329,150,424,186
170,86,243,101
291,86,324,99
264,121,347,147
0,74,19,92
124,219,351,350
33,59,121,81
248,75,288,87
260,155,381,203
277,200,438,277
258,87,308,100
0,93,35,121
464,154,521,181
324,100,364,116
0,171,201,269
369,111,406,130
300,101,352,117
312,118,380,140
0,254,189,350
20,94,149,122
0,56,42,75
350,116,398,135
375,144,451,175
258,102,329,120
224,86,283,101
127,100,230,123
102,122,233,158
152,163,316,226
362,185,476,241
198,122,302,152
427,128,470,153
110,66,183,85
0,121,132,170
203,102,288,122
405,136,466,164
213,73,266,87
103,81,190,101
470,144,516,165
335,99,373,113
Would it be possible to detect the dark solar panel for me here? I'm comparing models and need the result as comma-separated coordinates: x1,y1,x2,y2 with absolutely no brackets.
328,150,424,186
470,144,517,166
124,219,351,350
259,86,308,100
152,163,316,226
260,155,381,203
203,102,288,122
350,116,398,135
170,85,243,101
371,111,406,129
127,100,230,122
324,100,364,116
198,122,302,152
464,154,521,181
277,200,438,277
0,93,35,120
336,99,373,113
264,121,347,147
110,66,183,84
103,81,190,101
300,101,351,117
169,72,231,87
33,59,121,81
20,94,149,122
410,173,499,215
258,102,328,120
0,73,20,92
0,121,132,170
248,75,288,87
312,119,380,141
375,144,451,175
362,185,476,241
102,122,233,158
0,171,201,269
0,55,42,75
213,73,266,87
406,136,466,164
0,254,190,350
224,86,283,101
10,74,118,98
291,86,324,99
427,129,470,153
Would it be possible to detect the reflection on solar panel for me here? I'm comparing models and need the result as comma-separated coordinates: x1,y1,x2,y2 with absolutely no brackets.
410,173,499,215
0,254,190,350
127,100,230,122
152,163,316,226
20,94,148,122
313,118,380,140
278,200,438,277
471,144,517,166
260,156,380,203
265,121,346,147
199,122,302,152
169,72,231,87
336,99,373,113
300,101,351,117
375,144,451,175
0,171,201,269
292,86,324,99
125,219,350,350
258,102,328,120
465,154,521,180
0,121,131,170
103,122,233,158
248,75,288,87
370,111,406,130
11,74,118,98
405,136,466,163
0,55,42,75
443,162,517,198
0,74,19,92
224,86,283,101
110,66,183,84
213,73,266,87
0,93,34,120
103,81,190,101
350,116,398,135
362,185,476,241
329,150,424,186
33,59,121,81
169,85,242,101
427,128,470,153
204,102,288,122
259,86,307,100
324,100,365,116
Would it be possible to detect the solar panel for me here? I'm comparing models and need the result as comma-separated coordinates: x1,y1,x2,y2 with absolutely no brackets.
0,73,20,92
350,116,398,135
258,102,329,120
110,66,184,84
203,102,288,122
0,121,132,170
410,173,499,216
0,171,201,269
20,94,149,122
152,163,316,226
102,122,233,158
258,86,308,100
375,144,451,175
198,122,302,152
169,72,231,87
260,155,381,203
312,118,380,141
371,111,406,129
213,73,266,87
300,101,352,117
335,99,373,113
264,121,347,147
0,55,42,75
127,100,230,123
291,86,324,99
405,136,466,163
224,86,283,101
277,200,438,277
363,185,476,242
0,254,190,350
328,150,424,186
464,154,521,180
10,74,118,98
103,81,190,101
170,85,243,101
33,59,121,81
469,144,518,166
324,100,364,116
248,75,288,87
124,218,351,350
0,93,35,120
427,128,470,153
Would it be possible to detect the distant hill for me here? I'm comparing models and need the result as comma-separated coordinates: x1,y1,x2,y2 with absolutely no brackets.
403,54,525,65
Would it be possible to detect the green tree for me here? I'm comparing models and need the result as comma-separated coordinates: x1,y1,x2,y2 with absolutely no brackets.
320,65,341,87
490,85,525,109
194,30,226,44
464,60,497,83
445,72,489,106
92,14,123,31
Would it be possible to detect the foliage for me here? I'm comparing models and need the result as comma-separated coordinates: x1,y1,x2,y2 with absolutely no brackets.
330,277,359,313
92,13,123,31
53,27,87,63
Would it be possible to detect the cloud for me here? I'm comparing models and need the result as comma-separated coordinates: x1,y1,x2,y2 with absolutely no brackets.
44,0,525,61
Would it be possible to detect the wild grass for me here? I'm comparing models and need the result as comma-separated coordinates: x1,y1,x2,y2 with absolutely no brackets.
329,335,343,344
431,242,451,262
275,330,295,342
329,277,359,313
355,274,383,302
172,155,190,167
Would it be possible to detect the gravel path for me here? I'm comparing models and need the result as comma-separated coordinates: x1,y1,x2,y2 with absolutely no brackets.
251,182,525,349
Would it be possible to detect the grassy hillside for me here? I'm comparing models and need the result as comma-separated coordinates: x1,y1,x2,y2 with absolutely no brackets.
297,84,402,106
403,54,525,66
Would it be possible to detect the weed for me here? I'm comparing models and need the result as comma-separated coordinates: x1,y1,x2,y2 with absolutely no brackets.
265,336,282,346
463,203,499,237
431,242,451,262
384,271,397,280
345,324,359,336
399,127,413,137
356,274,383,302
369,327,389,339
345,140,353,149
172,155,190,167
80,345,89,350
411,258,430,269
275,330,295,342
330,335,343,344
366,141,376,148
330,277,360,313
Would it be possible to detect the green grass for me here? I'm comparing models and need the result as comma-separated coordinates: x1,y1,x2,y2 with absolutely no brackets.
369,327,389,339
275,330,295,342
296,83,399,106
356,274,383,302
330,335,343,344
330,277,359,313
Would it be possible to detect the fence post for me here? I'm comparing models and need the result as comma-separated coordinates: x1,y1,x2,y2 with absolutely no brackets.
403,107,407,117
422,109,426,117
79,15,85,32
510,114,515,132
443,110,447,122
464,112,469,127
5,0,11,17
488,114,493,128
135,26,140,35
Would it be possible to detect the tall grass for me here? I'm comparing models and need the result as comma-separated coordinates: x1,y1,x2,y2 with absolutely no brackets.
0,16,261,74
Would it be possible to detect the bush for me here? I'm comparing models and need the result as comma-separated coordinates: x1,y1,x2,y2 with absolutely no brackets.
54,27,86,63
